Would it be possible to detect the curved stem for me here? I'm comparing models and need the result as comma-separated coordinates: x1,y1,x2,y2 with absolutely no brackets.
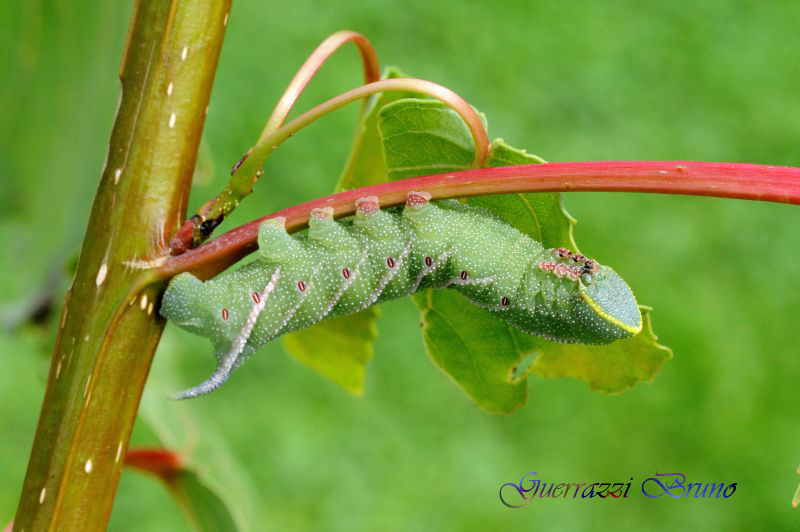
157,160,800,281
171,77,489,253
259,30,379,141
241,78,489,183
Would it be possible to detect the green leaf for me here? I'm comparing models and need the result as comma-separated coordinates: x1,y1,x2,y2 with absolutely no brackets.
335,67,418,191
473,139,575,249
378,98,671,412
124,446,239,532
168,470,239,532
529,307,672,393
380,99,487,181
412,290,532,413
282,308,379,395
281,67,413,394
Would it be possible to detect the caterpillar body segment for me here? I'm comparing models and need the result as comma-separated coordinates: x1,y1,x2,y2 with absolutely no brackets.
161,192,642,398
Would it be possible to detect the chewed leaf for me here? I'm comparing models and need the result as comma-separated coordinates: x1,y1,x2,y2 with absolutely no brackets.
529,307,672,393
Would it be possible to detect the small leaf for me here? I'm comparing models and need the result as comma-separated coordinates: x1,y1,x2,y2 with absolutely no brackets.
281,68,412,394
380,99,487,181
529,307,672,393
125,448,239,532
170,470,239,532
335,67,418,191
282,308,379,395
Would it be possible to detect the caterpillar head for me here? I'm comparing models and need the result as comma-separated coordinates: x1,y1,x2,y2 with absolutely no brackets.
160,272,210,335
575,265,642,342
537,248,642,343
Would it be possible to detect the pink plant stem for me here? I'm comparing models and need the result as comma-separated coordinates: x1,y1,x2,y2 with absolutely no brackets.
260,30,380,140
158,160,800,280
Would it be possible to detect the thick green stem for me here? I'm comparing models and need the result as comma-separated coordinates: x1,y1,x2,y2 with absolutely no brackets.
13,1,229,529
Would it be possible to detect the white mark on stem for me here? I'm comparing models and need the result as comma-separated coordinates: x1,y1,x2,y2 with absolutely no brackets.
147,302,154,315
169,113,176,128
95,263,108,286
167,82,173,96
39,487,46,504
114,168,122,184
84,459,93,474
55,359,62,379
115,441,124,463
140,294,148,310
84,334,89,343
84,374,92,397
124,256,168,269
223,12,229,26
181,46,188,61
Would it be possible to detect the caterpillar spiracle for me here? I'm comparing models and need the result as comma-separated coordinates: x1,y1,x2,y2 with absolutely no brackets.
161,192,642,399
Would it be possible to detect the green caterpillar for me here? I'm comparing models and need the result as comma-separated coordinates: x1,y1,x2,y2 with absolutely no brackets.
161,192,642,399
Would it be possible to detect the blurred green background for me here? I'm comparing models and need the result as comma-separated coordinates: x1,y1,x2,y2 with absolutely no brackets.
2,0,800,529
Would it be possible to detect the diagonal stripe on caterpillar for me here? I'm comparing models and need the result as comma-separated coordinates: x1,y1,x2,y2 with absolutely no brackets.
161,191,642,399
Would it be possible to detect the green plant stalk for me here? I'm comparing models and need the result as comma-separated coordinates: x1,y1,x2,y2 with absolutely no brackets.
13,1,230,529
155,160,800,282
